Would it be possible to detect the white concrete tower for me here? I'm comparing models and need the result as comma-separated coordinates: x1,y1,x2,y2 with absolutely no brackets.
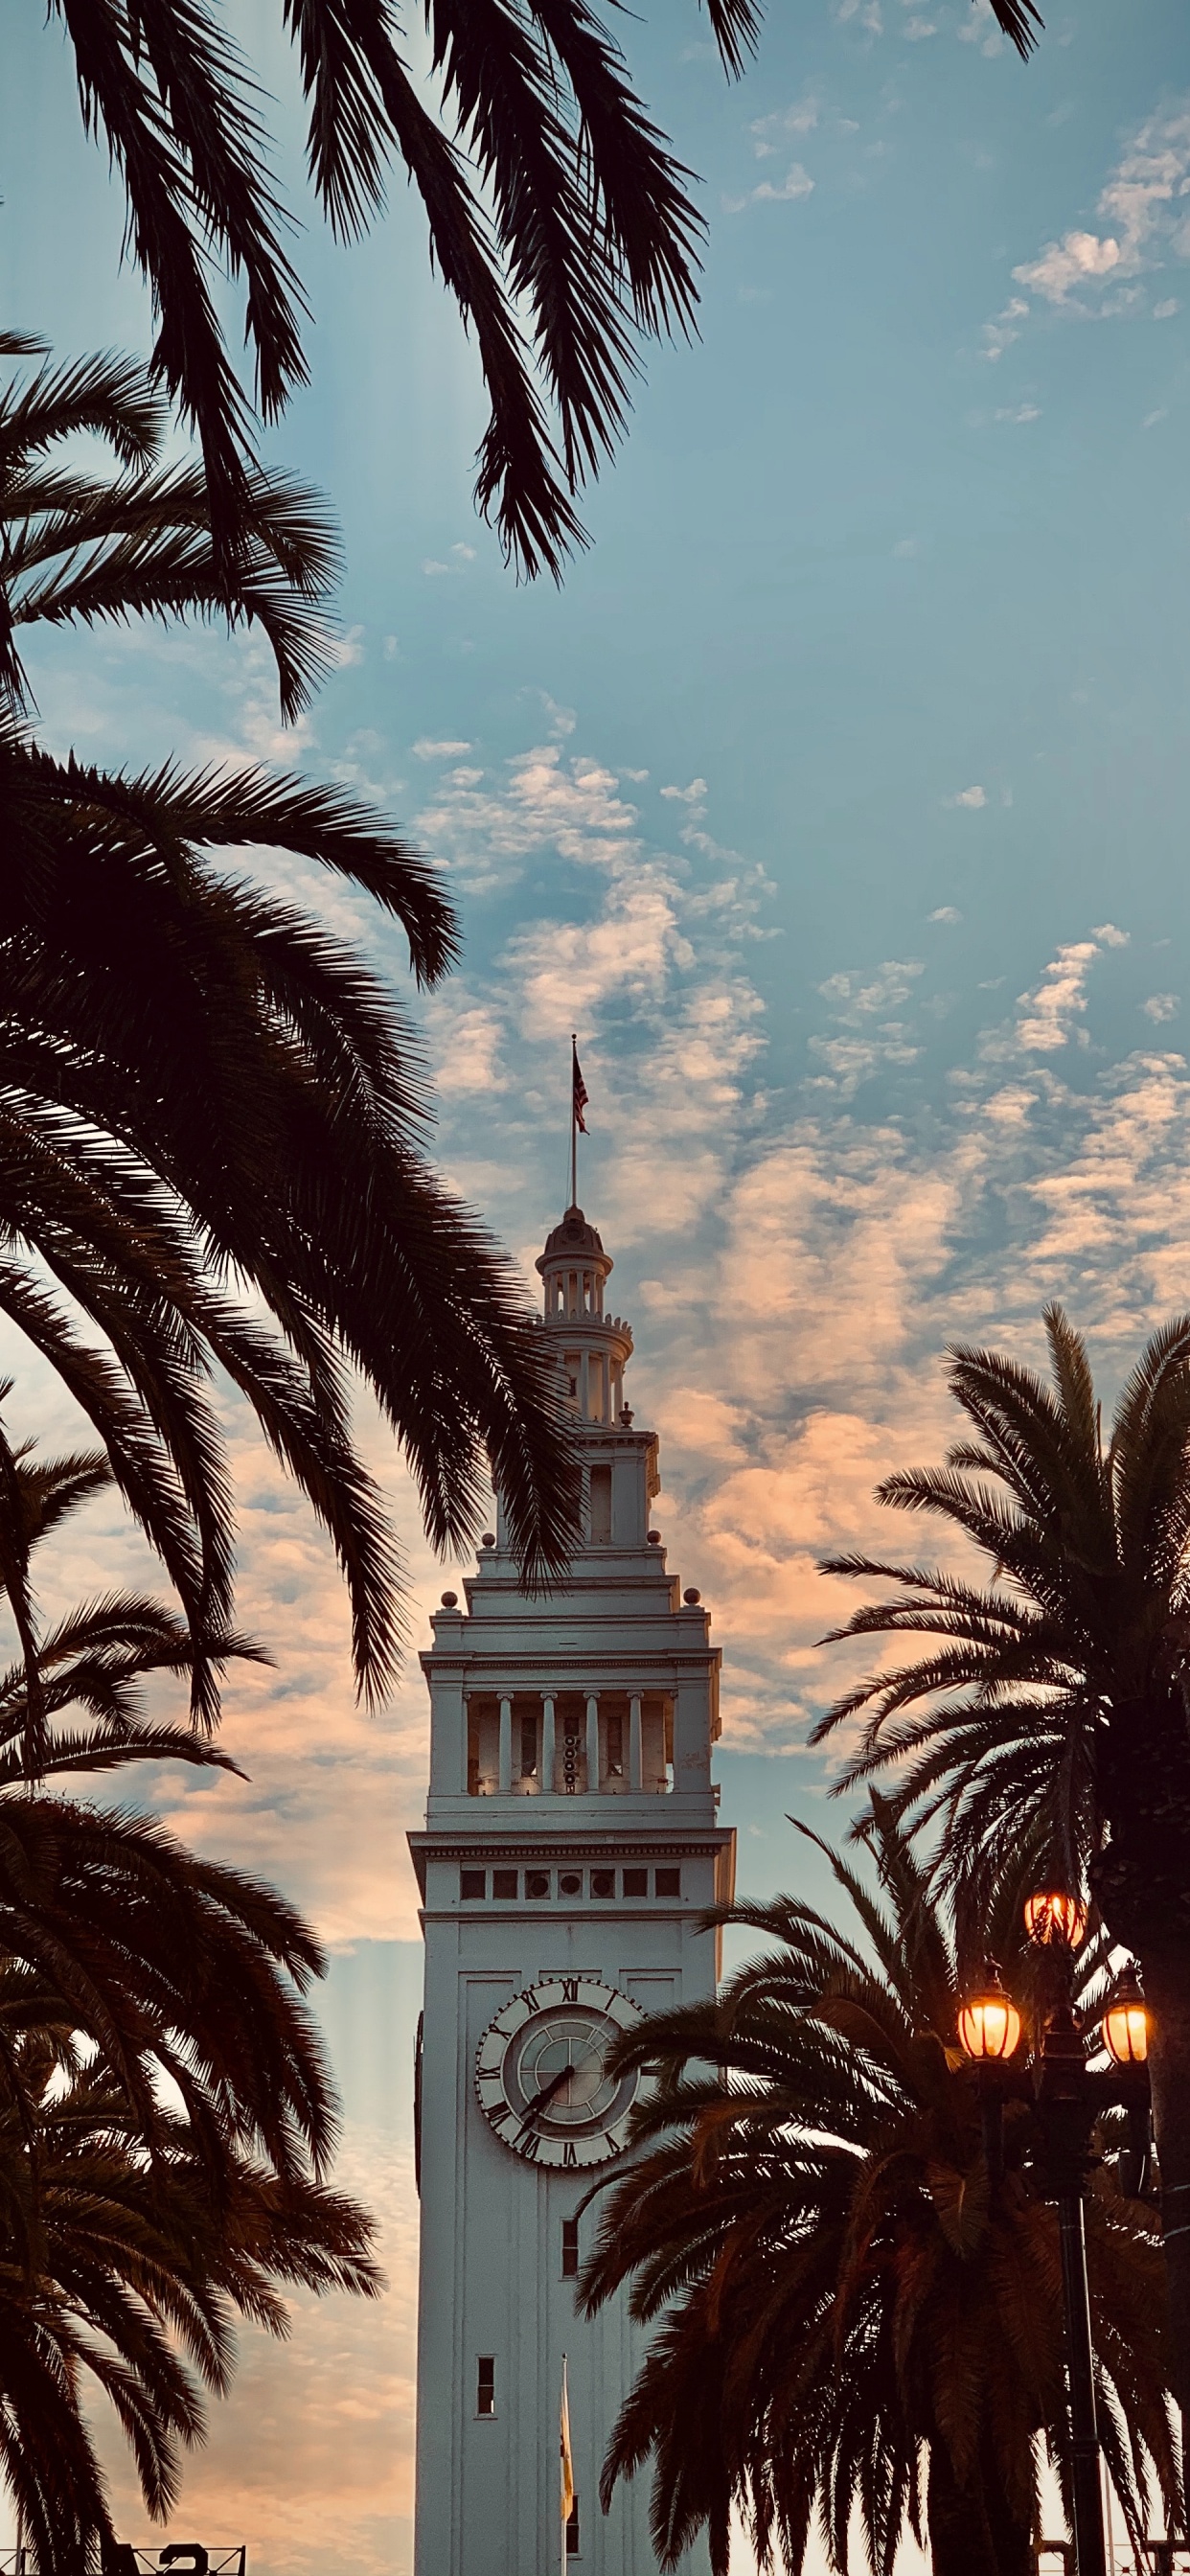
410,1200,735,2576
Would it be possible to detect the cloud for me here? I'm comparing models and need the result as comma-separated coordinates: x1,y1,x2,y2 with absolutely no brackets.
412,736,471,760
928,906,962,924
995,403,1041,424
1015,229,1123,303
750,97,818,155
948,785,986,808
986,104,1190,355
1142,993,1179,1023
750,163,814,204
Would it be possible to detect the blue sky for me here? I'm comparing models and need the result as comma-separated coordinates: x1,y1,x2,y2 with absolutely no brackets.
6,0,1190,2564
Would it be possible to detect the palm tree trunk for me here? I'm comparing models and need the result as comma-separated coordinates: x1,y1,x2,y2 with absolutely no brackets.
927,2443,1033,2576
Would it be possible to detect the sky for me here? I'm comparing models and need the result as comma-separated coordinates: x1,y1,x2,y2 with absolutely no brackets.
5,0,1190,2564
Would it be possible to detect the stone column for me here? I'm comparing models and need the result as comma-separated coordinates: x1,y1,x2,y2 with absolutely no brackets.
498,1696,513,1795
585,1693,600,1795
629,1693,643,1791
541,1696,556,1795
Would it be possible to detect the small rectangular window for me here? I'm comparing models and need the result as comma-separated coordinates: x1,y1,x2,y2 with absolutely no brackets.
460,1870,486,1900
623,1867,648,1898
566,2496,581,2556
606,1713,624,1777
476,2357,495,2417
589,1464,612,1542
519,1714,538,1777
655,1867,681,1898
561,2218,580,2278
492,1869,517,1899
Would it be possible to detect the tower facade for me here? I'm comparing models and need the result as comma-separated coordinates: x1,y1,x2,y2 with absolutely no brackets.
410,1203,735,2576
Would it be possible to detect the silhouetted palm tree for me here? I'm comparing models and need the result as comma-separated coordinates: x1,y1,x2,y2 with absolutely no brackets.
34,0,762,574
0,328,581,1714
813,1304,1190,2472
0,1441,379,2569
0,1976,380,2574
0,333,339,723
0,717,579,1724
581,1804,1175,2576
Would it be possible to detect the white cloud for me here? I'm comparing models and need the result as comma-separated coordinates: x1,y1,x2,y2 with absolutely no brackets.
995,402,1041,424
948,784,986,808
1015,229,1122,303
1142,993,1179,1023
751,163,814,204
412,736,471,760
989,104,1190,356
750,96,818,155
928,906,962,924
1155,297,1180,318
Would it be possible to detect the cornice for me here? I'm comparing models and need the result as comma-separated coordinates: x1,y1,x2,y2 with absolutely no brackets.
421,1650,721,1683
408,1830,733,1863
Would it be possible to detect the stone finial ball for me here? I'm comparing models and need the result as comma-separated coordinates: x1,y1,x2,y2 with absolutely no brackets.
441,1591,458,1608
683,1587,701,1604
648,1530,662,1546
481,1531,496,1549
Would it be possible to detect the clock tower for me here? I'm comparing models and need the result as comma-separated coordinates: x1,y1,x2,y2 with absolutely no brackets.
409,1201,734,2576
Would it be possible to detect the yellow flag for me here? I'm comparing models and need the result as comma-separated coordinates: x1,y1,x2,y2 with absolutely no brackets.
560,2355,575,2527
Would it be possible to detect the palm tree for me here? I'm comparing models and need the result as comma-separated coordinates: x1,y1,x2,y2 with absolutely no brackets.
0,1439,379,2568
0,326,582,1714
31,0,1041,580
581,1804,1176,2576
0,704,580,1725
0,1972,380,2573
812,1303,1190,2467
1,333,340,723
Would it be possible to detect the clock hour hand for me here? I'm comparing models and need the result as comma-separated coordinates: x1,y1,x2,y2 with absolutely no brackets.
517,2062,574,2133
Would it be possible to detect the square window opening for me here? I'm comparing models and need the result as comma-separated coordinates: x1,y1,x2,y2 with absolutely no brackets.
526,1870,550,1900
460,1870,486,1900
655,1868,681,1898
623,1867,648,1898
591,1870,614,1899
492,1869,517,1899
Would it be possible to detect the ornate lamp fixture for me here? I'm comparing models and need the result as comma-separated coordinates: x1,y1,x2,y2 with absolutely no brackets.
957,1962,1021,2063
956,1894,1153,2576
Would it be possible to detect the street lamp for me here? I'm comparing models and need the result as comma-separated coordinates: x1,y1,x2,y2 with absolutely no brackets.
957,1894,1153,2576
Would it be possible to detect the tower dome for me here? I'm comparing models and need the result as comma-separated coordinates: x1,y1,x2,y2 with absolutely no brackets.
537,1203,632,1423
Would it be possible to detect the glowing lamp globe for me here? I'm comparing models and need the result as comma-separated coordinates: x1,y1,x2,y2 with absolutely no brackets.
1023,1889,1088,1951
1103,1966,1149,2067
958,1967,1022,2064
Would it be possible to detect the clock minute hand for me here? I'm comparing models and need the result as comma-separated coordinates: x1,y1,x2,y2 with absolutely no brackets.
517,2062,574,2133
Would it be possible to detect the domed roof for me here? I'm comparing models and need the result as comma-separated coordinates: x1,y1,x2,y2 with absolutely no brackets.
538,1204,607,1264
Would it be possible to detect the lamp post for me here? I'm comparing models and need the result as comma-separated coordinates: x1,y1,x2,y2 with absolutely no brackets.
958,1894,1153,2576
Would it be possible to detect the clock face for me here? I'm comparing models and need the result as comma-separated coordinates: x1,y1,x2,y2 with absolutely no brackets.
475,1977,646,2169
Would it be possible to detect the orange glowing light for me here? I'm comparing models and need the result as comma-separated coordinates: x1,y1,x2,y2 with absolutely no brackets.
958,1967,1022,2063
1023,1889,1088,1951
1103,1966,1149,2067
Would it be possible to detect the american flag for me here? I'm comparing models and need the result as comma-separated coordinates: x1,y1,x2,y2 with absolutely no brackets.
572,1039,588,1134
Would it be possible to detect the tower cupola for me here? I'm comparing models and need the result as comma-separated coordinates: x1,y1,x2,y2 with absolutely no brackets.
537,1204,633,1425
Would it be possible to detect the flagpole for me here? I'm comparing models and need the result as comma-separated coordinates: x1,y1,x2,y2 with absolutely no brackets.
570,1037,578,1208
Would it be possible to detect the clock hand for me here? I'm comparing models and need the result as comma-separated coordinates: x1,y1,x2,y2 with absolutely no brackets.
517,2061,575,2132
